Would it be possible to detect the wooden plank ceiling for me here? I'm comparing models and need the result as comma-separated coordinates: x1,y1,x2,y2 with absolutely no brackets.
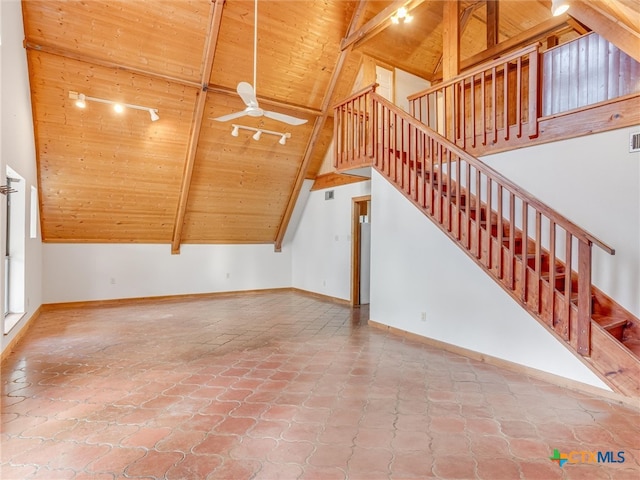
21,0,621,250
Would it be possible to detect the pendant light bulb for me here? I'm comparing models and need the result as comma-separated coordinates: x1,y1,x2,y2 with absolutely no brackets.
551,0,570,16
113,103,124,113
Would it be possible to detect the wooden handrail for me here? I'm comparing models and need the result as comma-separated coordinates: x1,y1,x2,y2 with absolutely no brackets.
408,43,540,101
372,90,614,254
333,83,379,108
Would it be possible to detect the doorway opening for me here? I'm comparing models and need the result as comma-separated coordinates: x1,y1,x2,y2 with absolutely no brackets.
351,195,371,306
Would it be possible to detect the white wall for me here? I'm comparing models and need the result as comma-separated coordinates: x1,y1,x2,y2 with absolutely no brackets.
1,0,44,353
292,180,371,301
43,243,292,303
482,126,640,317
369,169,611,390
394,69,430,113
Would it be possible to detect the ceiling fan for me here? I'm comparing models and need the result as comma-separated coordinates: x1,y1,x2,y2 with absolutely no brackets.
212,0,307,126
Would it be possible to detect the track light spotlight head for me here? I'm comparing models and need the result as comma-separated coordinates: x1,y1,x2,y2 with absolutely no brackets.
149,109,160,121
551,0,569,16
252,130,262,141
278,135,287,145
75,93,86,109
231,125,240,137
113,103,124,113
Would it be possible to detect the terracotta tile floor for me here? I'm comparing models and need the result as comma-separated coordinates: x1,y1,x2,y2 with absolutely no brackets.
1,291,639,480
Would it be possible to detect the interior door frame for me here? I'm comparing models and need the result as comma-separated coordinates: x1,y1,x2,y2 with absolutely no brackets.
351,195,371,306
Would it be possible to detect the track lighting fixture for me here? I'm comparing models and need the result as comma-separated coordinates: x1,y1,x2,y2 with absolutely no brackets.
551,0,569,16
228,124,291,145
69,91,160,121
391,6,413,24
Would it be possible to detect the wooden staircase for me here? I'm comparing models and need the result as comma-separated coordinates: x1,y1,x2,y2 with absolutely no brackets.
333,84,640,398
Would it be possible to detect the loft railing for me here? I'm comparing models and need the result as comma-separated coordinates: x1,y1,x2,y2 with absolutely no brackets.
407,44,540,150
333,84,615,356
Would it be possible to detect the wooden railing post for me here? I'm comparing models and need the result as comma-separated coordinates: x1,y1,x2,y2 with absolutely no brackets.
528,48,539,139
577,241,592,355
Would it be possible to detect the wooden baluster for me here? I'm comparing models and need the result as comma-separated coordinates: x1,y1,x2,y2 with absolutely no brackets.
528,48,539,139
385,107,391,177
481,73,487,145
486,176,492,268
475,169,482,259
492,66,497,144
348,100,353,164
535,211,542,314
503,62,509,141
426,94,431,129
437,142,443,224
334,107,339,168
577,241,592,355
421,132,427,208
446,149,452,232
521,200,529,302
460,80,466,149
466,162,471,249
456,153,462,240
516,56,523,138
497,185,504,279
508,191,515,290
564,231,572,340
470,74,476,148
429,136,435,216
549,222,557,327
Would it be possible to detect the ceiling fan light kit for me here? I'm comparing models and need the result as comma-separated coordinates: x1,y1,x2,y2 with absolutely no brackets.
69,91,160,121
212,0,307,127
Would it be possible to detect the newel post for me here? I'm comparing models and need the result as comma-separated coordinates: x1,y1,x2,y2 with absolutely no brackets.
577,240,592,355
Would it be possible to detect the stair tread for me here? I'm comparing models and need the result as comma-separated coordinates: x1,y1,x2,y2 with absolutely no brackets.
592,314,628,329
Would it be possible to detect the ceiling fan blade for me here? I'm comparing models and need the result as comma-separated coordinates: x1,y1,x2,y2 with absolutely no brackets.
237,82,259,108
264,110,308,126
211,110,249,122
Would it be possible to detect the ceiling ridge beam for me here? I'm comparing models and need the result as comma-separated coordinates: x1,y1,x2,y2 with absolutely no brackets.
273,1,370,252
341,0,427,52
170,0,225,254
23,41,202,89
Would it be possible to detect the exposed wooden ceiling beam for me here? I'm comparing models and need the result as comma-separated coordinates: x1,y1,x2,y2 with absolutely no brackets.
23,41,202,89
434,13,570,79
341,0,427,52
486,0,499,48
170,0,225,254
206,84,322,117
568,0,640,63
442,0,460,79
274,1,370,252
432,1,485,77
